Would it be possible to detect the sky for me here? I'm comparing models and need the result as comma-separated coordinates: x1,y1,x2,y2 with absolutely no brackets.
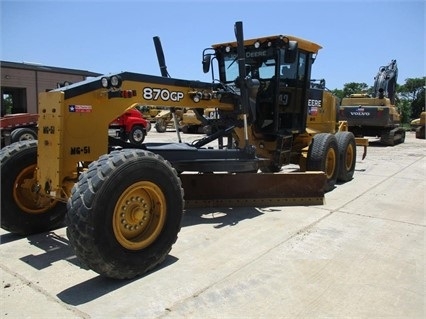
0,0,425,90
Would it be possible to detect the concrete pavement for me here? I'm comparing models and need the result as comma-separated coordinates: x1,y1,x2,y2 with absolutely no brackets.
1,131,425,318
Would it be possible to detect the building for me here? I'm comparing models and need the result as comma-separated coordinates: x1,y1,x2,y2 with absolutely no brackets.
1,61,101,116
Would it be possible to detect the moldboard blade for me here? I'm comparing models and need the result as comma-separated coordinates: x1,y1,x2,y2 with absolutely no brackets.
180,172,325,208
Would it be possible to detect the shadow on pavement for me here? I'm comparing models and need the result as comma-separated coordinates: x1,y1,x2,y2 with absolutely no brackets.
181,207,265,228
0,232,24,244
3,206,266,306
56,254,178,305
19,231,80,269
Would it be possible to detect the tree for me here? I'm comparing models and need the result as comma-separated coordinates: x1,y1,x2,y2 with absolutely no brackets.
331,88,344,100
342,82,369,98
398,77,425,119
331,82,369,100
1,94,13,116
398,99,412,124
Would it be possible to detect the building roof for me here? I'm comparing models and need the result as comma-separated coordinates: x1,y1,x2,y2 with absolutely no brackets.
0,60,101,77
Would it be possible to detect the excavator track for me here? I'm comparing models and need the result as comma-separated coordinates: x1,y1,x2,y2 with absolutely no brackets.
380,127,406,146
181,171,326,208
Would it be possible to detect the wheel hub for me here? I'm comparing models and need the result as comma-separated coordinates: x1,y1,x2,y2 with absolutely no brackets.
13,164,56,214
132,130,144,142
345,144,354,170
113,181,166,250
119,196,150,231
325,148,336,178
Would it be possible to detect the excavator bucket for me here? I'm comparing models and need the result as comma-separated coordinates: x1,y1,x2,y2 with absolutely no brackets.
181,171,326,208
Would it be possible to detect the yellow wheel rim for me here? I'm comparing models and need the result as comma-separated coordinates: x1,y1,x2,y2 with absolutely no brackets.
325,147,337,179
13,164,55,214
344,143,354,171
113,181,167,250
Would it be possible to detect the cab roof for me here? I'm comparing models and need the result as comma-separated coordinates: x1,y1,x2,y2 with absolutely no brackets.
212,35,322,54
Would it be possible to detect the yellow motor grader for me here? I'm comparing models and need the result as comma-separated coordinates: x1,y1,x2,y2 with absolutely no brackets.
0,22,365,279
179,108,218,134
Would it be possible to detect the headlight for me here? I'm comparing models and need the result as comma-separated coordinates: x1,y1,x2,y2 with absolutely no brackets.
101,77,110,88
110,75,122,88
100,76,122,89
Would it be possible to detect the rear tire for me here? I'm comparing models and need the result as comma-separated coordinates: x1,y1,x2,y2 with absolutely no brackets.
335,132,356,182
1,140,66,235
307,133,339,192
66,149,184,279
155,119,167,133
10,127,37,143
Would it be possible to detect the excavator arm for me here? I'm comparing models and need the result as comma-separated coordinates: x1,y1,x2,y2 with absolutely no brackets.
372,59,398,104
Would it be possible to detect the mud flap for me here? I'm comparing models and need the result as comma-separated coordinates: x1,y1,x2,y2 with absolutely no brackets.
181,172,326,208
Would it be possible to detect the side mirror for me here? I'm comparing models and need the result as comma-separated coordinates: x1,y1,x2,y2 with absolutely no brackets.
202,54,211,73
284,40,298,64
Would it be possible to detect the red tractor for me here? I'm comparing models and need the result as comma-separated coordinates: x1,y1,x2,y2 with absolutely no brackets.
109,108,151,145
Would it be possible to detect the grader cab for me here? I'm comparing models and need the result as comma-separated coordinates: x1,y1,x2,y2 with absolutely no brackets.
1,22,363,279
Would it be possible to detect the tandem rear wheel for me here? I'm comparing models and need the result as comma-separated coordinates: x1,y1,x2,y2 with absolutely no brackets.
307,132,357,192
335,131,357,182
307,133,339,192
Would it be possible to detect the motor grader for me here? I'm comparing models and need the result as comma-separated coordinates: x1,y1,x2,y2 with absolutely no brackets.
179,108,219,134
1,22,364,279
153,107,184,132
135,105,181,133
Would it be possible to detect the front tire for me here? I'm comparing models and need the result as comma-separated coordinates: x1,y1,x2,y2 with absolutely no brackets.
307,133,339,192
66,149,184,279
1,140,66,235
128,125,146,144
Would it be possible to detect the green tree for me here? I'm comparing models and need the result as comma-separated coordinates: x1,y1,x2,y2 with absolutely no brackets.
398,77,425,119
398,99,412,124
331,88,344,100
342,82,369,97
2,94,13,115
